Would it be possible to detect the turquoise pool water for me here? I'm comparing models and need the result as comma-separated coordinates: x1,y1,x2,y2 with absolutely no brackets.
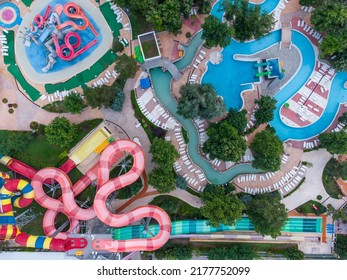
150,0,347,183
112,217,322,240
202,30,281,109
25,0,102,73
211,0,280,21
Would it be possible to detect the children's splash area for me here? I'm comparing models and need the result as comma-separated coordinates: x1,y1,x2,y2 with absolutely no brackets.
15,0,113,84
0,2,22,28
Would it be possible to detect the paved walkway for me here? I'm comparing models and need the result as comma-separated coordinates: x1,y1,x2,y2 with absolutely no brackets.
0,75,102,130
101,78,154,172
282,149,345,211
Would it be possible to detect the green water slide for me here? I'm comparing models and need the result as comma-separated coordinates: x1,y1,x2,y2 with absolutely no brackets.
111,217,322,240
256,71,271,77
254,61,270,68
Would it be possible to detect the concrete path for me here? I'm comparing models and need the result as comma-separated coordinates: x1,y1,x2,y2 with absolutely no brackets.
282,149,345,210
117,185,203,213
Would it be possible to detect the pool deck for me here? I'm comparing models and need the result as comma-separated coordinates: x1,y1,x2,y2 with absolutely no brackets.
279,17,335,129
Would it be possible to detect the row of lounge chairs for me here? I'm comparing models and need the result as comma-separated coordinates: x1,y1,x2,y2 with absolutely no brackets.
332,122,346,132
40,90,77,102
192,49,206,69
93,70,118,87
303,139,319,149
0,31,9,57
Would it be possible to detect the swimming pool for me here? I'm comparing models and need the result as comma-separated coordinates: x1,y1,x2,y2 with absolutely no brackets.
202,30,281,109
24,0,103,73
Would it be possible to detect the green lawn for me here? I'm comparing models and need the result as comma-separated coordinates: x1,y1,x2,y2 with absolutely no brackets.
322,158,344,199
296,200,327,216
150,195,203,220
141,39,160,59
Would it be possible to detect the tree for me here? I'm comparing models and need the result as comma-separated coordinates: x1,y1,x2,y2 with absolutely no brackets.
112,39,124,53
159,0,182,35
63,92,84,114
149,167,176,193
197,0,212,14
207,246,259,260
176,175,187,190
84,85,116,109
254,96,277,124
338,112,347,124
311,1,347,71
335,236,347,259
299,0,320,7
111,88,125,112
201,186,244,227
115,54,139,81
177,84,226,120
44,117,77,148
202,121,247,162
155,245,193,260
222,0,273,42
250,129,284,171
0,132,30,156
150,137,179,168
181,0,194,18
318,131,347,155
226,108,248,134
283,247,305,260
201,15,233,48
246,193,288,238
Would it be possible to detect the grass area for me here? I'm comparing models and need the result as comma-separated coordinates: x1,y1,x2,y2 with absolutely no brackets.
130,89,166,142
42,101,67,113
283,177,305,198
296,200,327,216
335,234,347,259
150,195,203,220
141,39,160,59
128,12,155,39
181,127,189,144
322,158,345,199
3,119,103,170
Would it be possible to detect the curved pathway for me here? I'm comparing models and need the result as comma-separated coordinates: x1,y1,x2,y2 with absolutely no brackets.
282,149,345,211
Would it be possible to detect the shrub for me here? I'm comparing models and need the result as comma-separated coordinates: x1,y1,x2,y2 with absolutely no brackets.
30,121,39,131
317,195,322,200
13,103,18,108
2,98,8,103
185,32,192,38
8,109,14,114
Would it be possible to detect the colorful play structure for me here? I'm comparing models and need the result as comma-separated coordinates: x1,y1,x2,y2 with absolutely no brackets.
24,2,99,72
0,128,172,252
255,60,272,77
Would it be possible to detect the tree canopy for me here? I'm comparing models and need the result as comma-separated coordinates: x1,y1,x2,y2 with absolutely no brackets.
221,0,273,42
226,108,248,134
201,186,244,227
64,92,85,114
250,129,284,171
318,131,347,155
155,244,193,260
44,117,76,148
0,132,30,156
245,192,288,238
202,121,247,162
254,95,277,124
283,247,305,260
207,246,259,260
311,0,347,71
148,137,179,193
201,15,233,48
111,88,125,112
114,54,139,81
177,83,226,120
84,85,116,109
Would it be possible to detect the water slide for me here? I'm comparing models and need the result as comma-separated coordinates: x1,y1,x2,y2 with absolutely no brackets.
112,218,323,240
0,156,37,180
254,61,270,68
0,172,86,251
256,71,271,77
92,140,171,252
55,2,98,36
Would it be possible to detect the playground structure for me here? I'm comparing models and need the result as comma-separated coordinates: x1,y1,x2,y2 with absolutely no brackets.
255,60,272,78
23,2,99,72
0,137,172,253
